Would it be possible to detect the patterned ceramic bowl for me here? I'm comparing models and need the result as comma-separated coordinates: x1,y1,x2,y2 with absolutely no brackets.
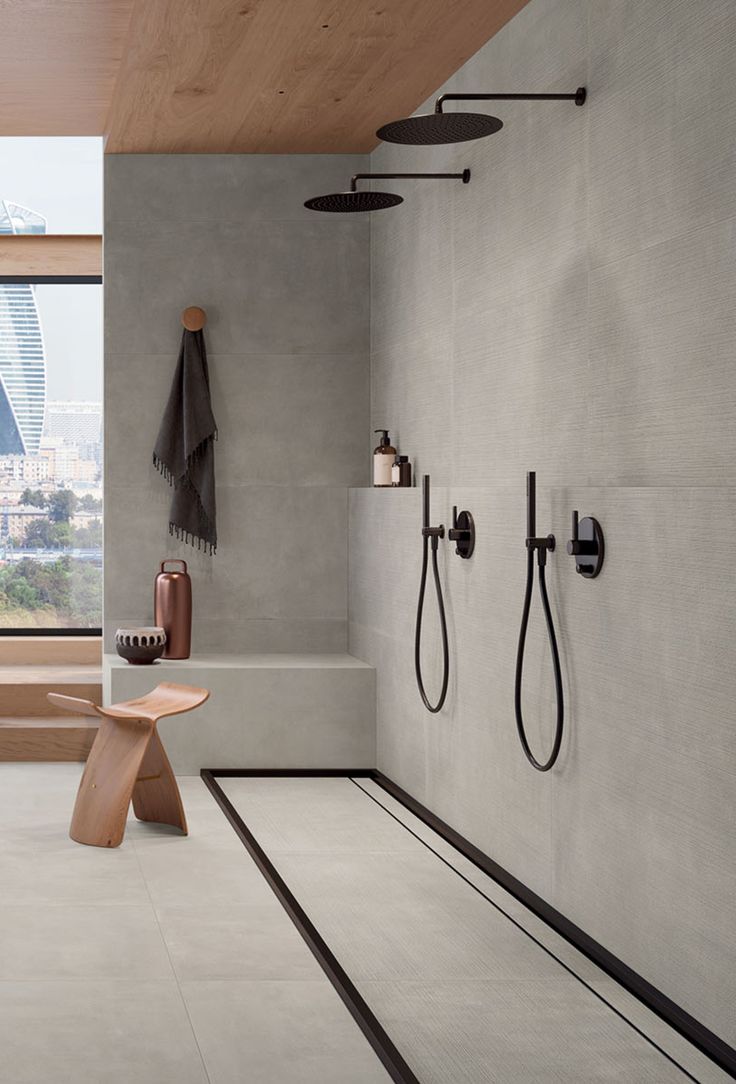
115,627,167,665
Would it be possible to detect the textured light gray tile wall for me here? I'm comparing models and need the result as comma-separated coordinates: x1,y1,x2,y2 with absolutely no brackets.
104,154,370,652
354,0,736,1046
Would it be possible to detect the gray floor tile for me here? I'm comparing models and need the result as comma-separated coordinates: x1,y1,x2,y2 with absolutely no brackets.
0,904,173,980
0,835,150,905
181,979,390,1084
156,903,323,981
0,980,208,1084
133,837,276,908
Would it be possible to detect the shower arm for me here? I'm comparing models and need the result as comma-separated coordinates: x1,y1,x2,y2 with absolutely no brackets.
350,170,470,192
434,88,586,113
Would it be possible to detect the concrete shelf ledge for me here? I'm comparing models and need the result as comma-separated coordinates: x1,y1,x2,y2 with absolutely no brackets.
106,652,373,671
104,653,375,774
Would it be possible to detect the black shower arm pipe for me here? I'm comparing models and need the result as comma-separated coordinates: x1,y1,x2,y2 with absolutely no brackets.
434,88,586,112
350,171,470,191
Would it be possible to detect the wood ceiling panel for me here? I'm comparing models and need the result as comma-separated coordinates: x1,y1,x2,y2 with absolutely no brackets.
103,0,530,153
0,1,136,135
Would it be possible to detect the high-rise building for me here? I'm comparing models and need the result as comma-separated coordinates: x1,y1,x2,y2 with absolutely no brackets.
0,200,47,455
45,401,102,446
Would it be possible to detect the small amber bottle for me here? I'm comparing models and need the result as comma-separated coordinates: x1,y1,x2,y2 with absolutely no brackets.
392,455,411,487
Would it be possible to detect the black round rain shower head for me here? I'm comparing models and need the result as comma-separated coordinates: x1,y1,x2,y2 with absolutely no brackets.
377,112,503,146
304,190,403,213
304,170,470,213
376,88,586,146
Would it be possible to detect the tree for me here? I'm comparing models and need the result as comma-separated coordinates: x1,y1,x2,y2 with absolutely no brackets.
24,519,72,550
20,488,47,509
47,489,77,523
79,494,102,514
72,518,102,549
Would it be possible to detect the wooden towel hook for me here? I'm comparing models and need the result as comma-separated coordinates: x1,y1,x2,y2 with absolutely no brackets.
182,305,207,332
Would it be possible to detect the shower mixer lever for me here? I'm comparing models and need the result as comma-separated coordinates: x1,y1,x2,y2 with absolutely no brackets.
449,506,476,559
566,510,605,578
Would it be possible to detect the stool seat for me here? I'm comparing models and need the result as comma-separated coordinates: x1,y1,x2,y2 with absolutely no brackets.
49,682,209,848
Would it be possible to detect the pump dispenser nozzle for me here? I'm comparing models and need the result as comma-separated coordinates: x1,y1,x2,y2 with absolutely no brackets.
374,429,390,446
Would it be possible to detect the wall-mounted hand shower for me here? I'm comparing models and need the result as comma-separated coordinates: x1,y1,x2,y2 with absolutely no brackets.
514,472,564,771
414,475,449,713
304,170,470,213
377,88,586,145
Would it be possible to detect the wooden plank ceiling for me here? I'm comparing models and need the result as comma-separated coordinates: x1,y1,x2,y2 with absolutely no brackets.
0,0,529,154
0,1,136,136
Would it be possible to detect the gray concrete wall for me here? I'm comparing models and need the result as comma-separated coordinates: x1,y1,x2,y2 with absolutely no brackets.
104,154,370,652
350,0,736,1044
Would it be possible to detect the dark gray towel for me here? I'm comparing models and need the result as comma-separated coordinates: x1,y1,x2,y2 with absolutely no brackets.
153,328,217,553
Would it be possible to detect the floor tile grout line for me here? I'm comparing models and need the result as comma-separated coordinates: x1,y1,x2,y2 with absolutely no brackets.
349,777,700,1084
130,833,214,1084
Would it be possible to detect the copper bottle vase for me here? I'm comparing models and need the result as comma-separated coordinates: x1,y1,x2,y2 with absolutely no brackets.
154,560,192,659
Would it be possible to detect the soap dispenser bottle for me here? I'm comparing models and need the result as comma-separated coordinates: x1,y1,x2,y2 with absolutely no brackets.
373,430,396,487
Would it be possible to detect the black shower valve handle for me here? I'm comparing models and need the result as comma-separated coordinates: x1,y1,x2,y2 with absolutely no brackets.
566,510,605,578
566,510,597,556
449,505,476,559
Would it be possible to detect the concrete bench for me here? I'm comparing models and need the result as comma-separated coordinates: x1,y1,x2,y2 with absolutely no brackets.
104,653,375,774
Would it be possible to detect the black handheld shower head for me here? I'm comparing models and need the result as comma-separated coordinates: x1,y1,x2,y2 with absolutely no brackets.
377,88,586,146
304,170,470,213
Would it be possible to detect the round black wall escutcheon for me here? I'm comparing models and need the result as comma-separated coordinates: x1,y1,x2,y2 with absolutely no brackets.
566,515,604,578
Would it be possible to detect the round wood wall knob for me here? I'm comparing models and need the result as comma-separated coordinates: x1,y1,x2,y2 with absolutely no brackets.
181,305,207,331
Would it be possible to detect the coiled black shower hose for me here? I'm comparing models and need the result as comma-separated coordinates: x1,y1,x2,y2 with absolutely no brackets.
514,545,564,771
414,530,449,713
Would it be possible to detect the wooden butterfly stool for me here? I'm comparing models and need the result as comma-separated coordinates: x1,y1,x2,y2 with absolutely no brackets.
48,681,210,848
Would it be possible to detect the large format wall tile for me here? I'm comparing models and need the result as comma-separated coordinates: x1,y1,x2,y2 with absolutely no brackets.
105,154,368,225
104,218,369,357
587,218,736,485
105,154,370,654
104,483,348,648
588,0,736,266
106,352,369,490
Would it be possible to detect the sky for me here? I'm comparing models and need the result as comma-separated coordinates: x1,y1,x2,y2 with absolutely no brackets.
1,137,103,401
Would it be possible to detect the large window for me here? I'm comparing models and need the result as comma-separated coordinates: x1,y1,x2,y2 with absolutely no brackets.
0,139,102,631
0,138,102,234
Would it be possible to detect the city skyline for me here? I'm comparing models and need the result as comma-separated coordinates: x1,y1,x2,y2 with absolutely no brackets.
0,200,47,454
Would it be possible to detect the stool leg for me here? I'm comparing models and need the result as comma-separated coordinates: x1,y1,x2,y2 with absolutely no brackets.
132,728,187,835
70,717,152,848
